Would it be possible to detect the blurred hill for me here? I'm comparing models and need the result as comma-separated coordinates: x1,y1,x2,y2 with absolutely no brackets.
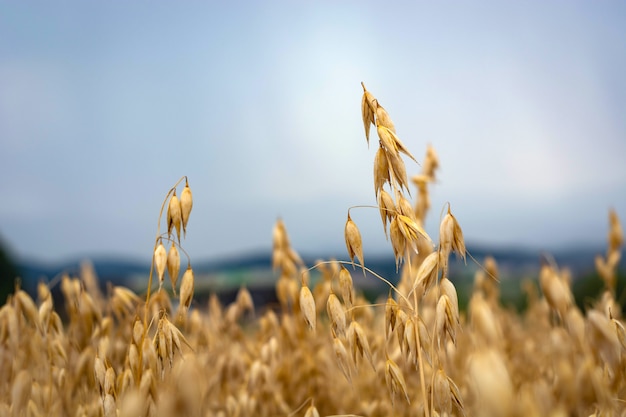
13,244,619,300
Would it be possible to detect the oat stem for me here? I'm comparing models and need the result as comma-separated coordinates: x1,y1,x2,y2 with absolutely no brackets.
307,261,411,308
413,288,430,417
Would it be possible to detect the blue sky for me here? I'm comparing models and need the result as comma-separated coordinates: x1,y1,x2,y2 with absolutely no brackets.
1,2,625,263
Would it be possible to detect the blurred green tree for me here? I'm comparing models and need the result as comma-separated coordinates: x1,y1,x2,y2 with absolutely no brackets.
0,234,18,304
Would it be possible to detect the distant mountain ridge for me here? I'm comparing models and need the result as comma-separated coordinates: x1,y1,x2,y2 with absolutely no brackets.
14,244,618,296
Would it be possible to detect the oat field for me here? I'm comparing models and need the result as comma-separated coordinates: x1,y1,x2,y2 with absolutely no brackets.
1,84,624,417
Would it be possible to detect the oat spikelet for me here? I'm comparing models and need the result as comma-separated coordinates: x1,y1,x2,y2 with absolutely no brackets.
154,315,174,371
344,212,364,273
327,293,347,338
375,102,396,132
373,147,391,196
361,82,376,146
433,369,452,415
385,293,398,339
236,286,255,316
440,277,460,327
385,357,410,405
37,281,51,303
377,125,398,155
299,285,316,331
440,205,466,264
450,211,466,261
377,189,395,238
436,294,457,347
610,311,626,351
539,264,572,317
179,265,195,312
415,251,440,294
469,292,501,346
15,290,38,327
417,317,433,366
166,243,180,295
304,403,321,417
38,294,53,333
397,213,432,252
104,366,116,395
402,317,417,362
389,217,406,270
439,211,454,260
348,320,375,370
385,150,410,193
424,144,440,179
154,240,167,291
395,191,414,219
333,336,352,383
167,191,182,243
180,180,193,237
112,286,141,317
103,394,116,417
94,356,106,394
468,349,513,417
167,316,192,353
338,266,355,311
379,123,418,164
272,218,289,251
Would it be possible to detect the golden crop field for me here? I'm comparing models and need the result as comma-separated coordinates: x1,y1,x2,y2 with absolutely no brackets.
1,84,624,417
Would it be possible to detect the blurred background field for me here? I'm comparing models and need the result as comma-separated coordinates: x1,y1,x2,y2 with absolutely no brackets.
3,240,624,315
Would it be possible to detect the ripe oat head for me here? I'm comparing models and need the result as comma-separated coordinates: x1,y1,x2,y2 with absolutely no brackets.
167,190,182,243
344,211,364,274
299,284,316,332
154,240,167,291
167,243,180,295
180,180,193,237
